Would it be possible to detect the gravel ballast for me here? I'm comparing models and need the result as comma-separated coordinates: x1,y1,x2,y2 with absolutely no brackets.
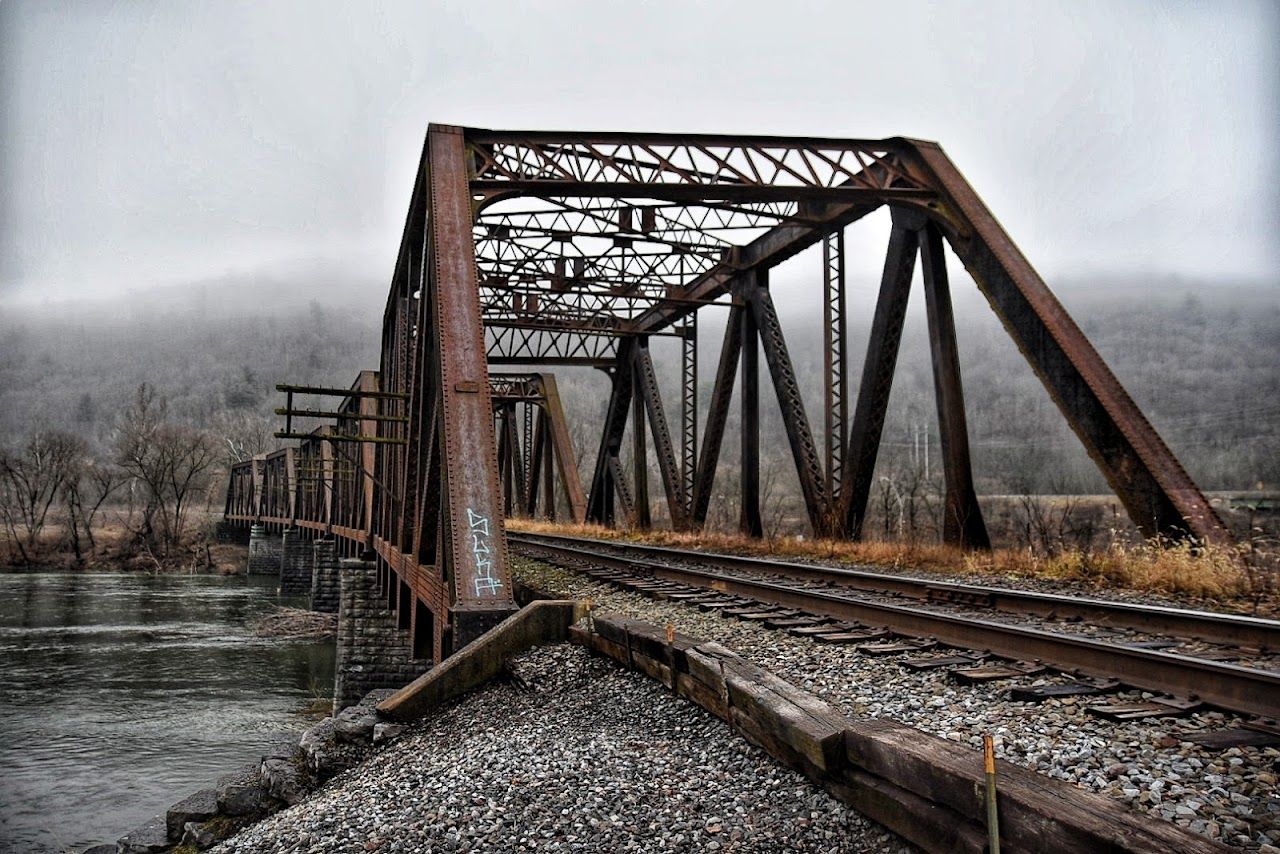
514,557,1280,851
213,643,911,853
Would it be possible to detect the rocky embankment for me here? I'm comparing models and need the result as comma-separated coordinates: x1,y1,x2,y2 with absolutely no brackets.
210,644,907,853
109,642,905,853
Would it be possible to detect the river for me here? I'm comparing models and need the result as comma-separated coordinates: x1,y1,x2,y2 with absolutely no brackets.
0,571,335,853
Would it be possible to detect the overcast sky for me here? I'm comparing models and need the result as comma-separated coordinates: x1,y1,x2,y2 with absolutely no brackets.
1,0,1277,307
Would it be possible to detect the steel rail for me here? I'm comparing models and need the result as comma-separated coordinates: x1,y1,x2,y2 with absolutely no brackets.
511,532,1279,649
510,535,1280,719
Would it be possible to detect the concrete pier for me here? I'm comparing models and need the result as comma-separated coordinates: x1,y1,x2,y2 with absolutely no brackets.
279,528,313,598
247,524,282,576
311,538,340,613
333,558,428,711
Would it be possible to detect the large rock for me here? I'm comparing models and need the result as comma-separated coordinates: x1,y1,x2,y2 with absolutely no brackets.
299,716,363,777
181,821,217,849
215,764,267,816
299,717,337,772
332,703,380,744
165,787,218,840
260,745,311,806
117,815,168,853
359,688,399,707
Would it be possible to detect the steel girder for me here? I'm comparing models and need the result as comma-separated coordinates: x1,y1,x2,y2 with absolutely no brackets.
223,124,1228,663
490,372,587,524
692,304,743,527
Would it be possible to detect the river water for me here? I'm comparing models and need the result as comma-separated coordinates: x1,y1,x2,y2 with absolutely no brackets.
0,572,335,853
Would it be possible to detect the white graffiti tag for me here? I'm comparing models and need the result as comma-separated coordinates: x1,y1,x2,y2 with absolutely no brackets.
466,507,503,596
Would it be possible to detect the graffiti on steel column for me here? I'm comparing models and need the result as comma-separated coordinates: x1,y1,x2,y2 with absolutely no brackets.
466,507,503,596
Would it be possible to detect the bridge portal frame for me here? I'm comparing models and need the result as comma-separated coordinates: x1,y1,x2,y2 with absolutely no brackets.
226,123,1227,662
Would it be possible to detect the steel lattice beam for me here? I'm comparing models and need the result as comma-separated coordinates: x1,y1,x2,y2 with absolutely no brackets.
223,123,1228,668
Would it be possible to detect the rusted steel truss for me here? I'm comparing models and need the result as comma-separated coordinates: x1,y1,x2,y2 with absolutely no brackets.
490,372,587,524
224,125,1226,658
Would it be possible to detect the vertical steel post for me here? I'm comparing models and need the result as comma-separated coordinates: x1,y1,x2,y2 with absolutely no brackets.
920,221,991,549
739,282,763,538
285,447,298,525
507,404,527,515
496,405,513,517
680,316,698,519
415,385,441,564
540,373,587,523
526,406,546,518
692,304,743,527
631,349,652,530
586,342,636,526
635,337,690,530
425,124,516,646
842,217,920,539
522,399,534,502
541,417,556,521
748,276,829,537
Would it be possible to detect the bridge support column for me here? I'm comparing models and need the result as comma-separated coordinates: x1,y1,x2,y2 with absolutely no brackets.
310,538,340,613
247,524,281,576
280,527,314,597
334,558,428,711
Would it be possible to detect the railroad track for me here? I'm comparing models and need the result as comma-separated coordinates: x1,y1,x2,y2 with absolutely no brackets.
509,532,1280,723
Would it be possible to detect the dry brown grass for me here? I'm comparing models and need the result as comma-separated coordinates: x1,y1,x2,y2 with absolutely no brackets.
506,518,1275,610
1,514,245,574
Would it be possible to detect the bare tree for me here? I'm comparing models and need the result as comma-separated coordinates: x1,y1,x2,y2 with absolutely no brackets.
760,459,789,541
62,458,126,560
0,432,83,563
114,385,167,546
159,424,219,547
211,409,277,465
114,384,220,553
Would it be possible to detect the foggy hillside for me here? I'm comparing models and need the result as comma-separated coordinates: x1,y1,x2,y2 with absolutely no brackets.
0,276,1275,498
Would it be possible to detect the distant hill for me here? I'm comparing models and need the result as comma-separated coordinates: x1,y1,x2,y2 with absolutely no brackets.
0,273,1274,498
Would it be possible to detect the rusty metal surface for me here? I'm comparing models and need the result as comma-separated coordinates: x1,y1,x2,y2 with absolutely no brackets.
901,141,1227,544
747,277,829,534
841,220,919,538
634,338,688,530
919,221,990,549
224,124,1230,661
822,230,848,508
692,304,742,527
427,126,515,627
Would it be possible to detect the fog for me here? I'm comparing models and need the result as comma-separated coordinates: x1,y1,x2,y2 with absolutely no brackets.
2,0,1278,308
1,1,1277,510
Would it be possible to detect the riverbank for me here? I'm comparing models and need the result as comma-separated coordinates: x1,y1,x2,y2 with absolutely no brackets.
1,518,248,575
1,541,247,575
212,643,909,854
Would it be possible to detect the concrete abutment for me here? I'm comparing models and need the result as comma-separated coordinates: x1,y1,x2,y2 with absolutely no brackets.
333,557,428,712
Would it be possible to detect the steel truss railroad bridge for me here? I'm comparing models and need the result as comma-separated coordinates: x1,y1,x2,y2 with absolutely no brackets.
223,124,1227,661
